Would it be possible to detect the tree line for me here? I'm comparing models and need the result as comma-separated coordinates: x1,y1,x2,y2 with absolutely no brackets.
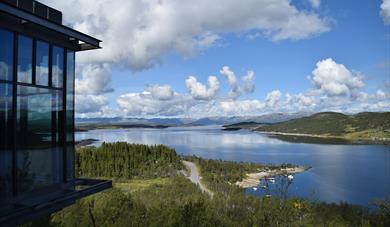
76,142,183,179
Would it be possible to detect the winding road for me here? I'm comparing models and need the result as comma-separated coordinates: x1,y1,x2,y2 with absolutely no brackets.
182,161,214,197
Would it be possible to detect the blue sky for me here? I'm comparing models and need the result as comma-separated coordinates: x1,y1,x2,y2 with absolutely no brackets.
44,0,390,118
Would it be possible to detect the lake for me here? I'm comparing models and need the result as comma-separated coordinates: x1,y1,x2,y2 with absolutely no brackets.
76,125,390,207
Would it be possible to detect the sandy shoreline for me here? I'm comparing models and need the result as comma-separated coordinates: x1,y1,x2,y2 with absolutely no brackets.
235,166,309,188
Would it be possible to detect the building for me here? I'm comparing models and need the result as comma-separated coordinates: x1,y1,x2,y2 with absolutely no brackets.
0,0,111,225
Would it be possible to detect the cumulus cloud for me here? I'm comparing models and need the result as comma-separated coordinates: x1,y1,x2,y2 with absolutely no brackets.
308,0,321,9
42,0,331,70
185,76,220,100
117,90,195,117
74,64,114,115
75,95,108,114
311,58,365,97
380,0,390,24
285,93,315,106
220,66,240,99
242,70,255,94
75,64,113,95
376,89,389,100
219,100,265,115
145,84,174,101
219,66,255,98
266,90,282,107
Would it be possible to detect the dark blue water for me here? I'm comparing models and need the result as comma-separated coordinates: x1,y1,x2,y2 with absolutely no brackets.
76,126,390,206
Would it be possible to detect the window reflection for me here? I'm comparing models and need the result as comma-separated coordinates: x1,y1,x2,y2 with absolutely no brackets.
17,35,33,84
36,41,49,86
66,50,75,181
52,46,63,88
0,83,13,201
0,29,13,81
16,86,63,193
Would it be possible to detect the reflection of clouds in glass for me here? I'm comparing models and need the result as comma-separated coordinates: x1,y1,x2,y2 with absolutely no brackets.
36,65,49,86
18,87,63,115
0,62,12,80
52,46,64,88
0,84,12,112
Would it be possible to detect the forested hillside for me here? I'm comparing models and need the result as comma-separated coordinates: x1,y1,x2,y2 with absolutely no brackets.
76,142,183,179
256,112,390,141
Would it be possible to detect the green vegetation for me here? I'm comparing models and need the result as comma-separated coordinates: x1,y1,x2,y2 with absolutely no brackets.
185,156,295,195
222,121,268,130
76,142,184,179
256,112,390,143
23,143,390,227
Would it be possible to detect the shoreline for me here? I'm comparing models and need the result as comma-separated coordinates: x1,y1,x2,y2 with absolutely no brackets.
256,131,390,145
235,166,310,188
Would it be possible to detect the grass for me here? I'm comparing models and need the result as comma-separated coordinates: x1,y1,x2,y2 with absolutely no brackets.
113,178,171,193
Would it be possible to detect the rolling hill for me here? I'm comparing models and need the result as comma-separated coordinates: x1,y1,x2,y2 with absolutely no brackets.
255,112,390,142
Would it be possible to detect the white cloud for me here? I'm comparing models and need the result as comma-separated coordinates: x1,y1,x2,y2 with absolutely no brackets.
185,76,220,100
311,58,365,97
266,90,282,107
145,84,174,101
220,66,240,99
380,0,390,24
73,64,113,115
376,89,389,100
75,64,113,95
219,100,265,115
42,0,331,70
219,67,255,98
285,93,315,106
117,90,195,117
75,95,108,114
242,70,255,94
308,0,321,9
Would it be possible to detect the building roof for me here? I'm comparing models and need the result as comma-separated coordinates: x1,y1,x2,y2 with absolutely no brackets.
0,0,101,51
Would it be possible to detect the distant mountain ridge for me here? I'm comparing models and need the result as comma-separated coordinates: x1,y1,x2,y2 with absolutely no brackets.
76,112,313,126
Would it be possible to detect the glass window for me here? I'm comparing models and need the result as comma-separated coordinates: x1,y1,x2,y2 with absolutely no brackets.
52,46,63,88
17,35,33,84
16,86,63,193
0,29,13,81
66,50,75,181
0,83,13,201
36,41,49,86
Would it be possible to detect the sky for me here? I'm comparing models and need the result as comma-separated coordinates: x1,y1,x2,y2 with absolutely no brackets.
42,0,390,118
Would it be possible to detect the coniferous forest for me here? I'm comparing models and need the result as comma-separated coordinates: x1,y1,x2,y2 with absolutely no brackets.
76,142,183,179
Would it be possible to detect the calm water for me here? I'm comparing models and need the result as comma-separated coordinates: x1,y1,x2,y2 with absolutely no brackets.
76,126,390,206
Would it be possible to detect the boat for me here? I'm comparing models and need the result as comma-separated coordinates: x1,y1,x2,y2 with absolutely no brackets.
287,175,294,181
253,187,257,191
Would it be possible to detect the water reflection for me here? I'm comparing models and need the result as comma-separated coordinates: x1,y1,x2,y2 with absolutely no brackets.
76,126,390,206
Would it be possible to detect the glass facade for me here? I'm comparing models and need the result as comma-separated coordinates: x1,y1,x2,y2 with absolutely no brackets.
36,41,49,86
52,46,64,88
0,29,13,81
17,35,33,84
0,83,13,202
0,28,75,198
16,86,63,193
66,50,75,181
